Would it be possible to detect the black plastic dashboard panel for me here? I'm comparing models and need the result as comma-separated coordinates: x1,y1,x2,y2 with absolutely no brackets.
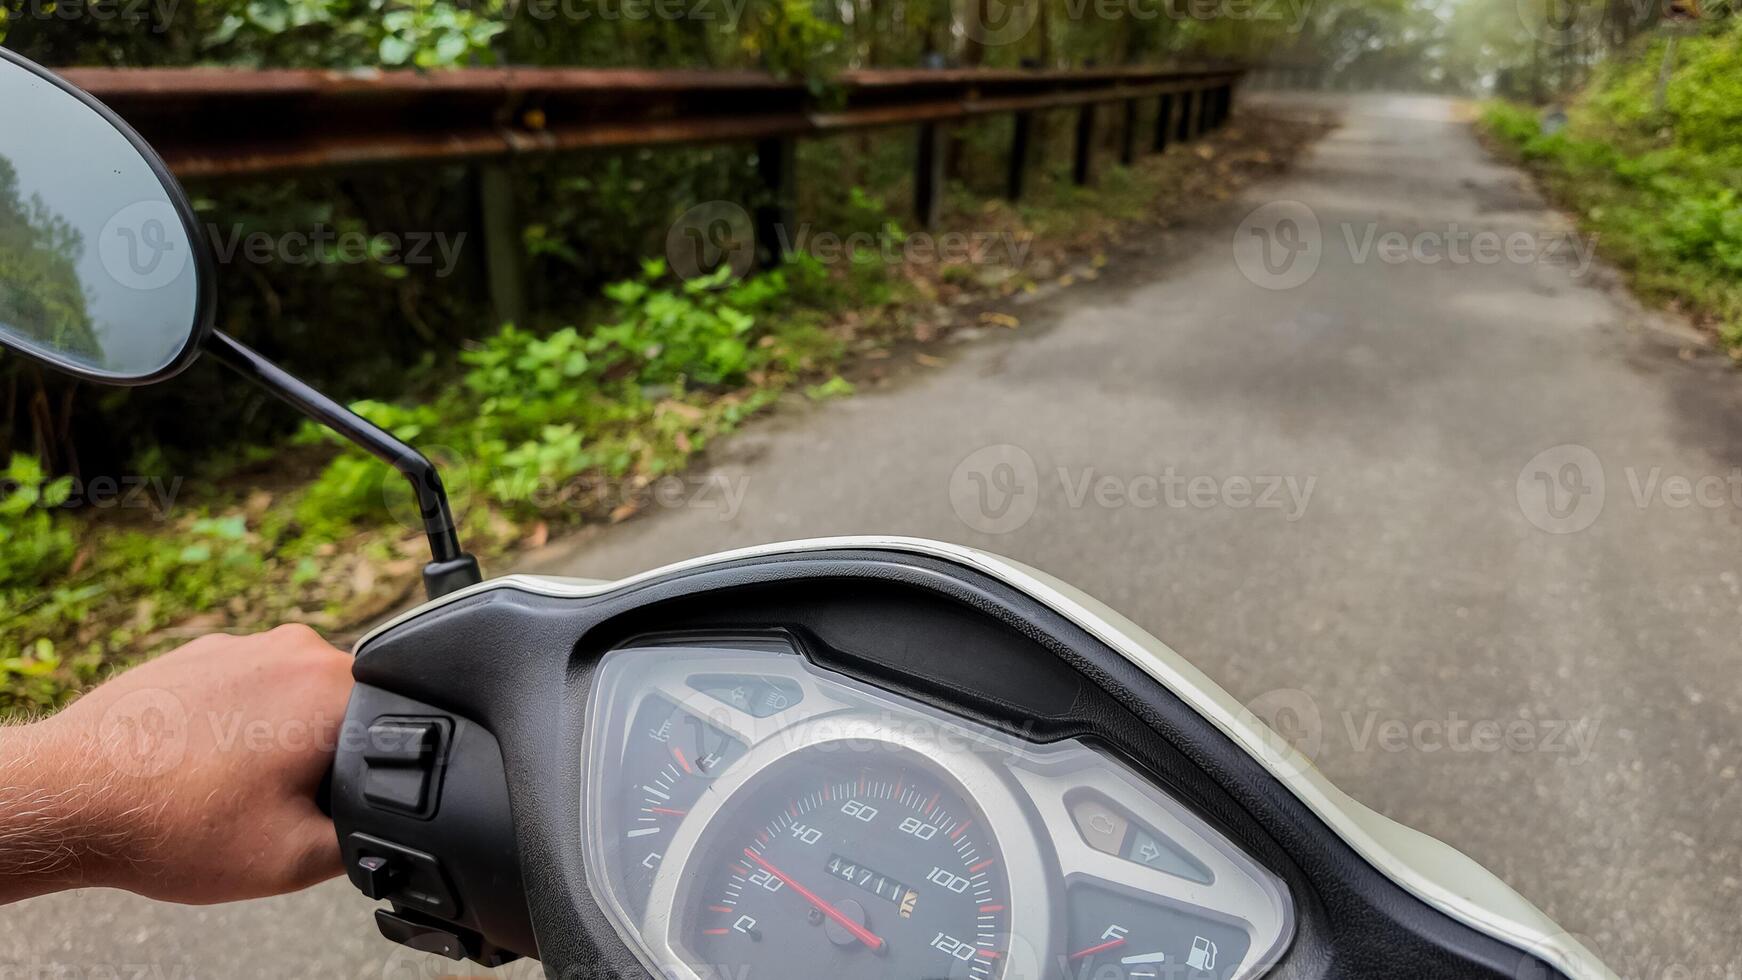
337,548,1569,980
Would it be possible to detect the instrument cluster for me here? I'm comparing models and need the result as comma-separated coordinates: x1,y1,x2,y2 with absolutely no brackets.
583,637,1294,980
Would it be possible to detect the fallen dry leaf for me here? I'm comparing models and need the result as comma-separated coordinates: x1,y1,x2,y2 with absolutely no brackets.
351,560,377,596
914,353,945,368
524,522,550,549
245,490,274,519
180,611,225,631
658,400,706,422
979,312,1020,329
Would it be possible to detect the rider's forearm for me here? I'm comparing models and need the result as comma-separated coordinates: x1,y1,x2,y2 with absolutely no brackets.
0,720,131,905
2,628,347,908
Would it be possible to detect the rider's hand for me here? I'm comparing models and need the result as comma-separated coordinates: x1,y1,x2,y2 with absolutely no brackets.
0,625,352,905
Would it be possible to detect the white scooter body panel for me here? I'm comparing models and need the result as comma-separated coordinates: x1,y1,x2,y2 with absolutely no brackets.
359,535,1613,980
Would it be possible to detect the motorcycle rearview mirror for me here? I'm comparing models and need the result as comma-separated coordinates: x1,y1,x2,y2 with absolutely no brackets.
0,48,481,599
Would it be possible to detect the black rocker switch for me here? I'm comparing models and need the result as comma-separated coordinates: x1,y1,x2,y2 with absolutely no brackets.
355,854,401,901
362,718,449,816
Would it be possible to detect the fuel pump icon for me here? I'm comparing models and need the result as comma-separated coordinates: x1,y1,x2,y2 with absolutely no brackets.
1187,936,1218,971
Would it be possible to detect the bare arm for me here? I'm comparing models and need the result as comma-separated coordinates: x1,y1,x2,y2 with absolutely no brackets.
0,625,352,906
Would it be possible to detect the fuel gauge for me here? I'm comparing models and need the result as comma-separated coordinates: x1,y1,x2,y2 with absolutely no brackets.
1065,884,1249,980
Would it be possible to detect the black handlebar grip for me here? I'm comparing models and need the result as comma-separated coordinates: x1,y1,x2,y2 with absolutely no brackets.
315,762,335,818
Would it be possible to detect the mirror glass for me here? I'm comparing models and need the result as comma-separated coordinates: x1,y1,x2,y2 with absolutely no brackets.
0,55,202,380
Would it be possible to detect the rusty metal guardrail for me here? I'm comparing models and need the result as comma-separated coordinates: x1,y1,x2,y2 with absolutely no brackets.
61,63,1245,321
63,65,1244,179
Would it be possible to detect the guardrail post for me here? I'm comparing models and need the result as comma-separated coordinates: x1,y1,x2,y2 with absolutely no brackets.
915,122,946,229
1181,89,1201,141
1120,99,1139,166
1153,93,1175,153
1007,111,1033,201
1073,104,1096,186
478,161,527,327
755,136,797,267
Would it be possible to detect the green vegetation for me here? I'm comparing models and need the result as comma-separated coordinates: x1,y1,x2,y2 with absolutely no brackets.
0,251,855,709
0,114,1323,712
1480,21,1742,348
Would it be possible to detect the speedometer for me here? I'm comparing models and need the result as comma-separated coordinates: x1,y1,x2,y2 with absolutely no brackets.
683,749,1012,980
590,645,1290,980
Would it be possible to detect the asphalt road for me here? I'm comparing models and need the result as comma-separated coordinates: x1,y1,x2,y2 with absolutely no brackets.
7,94,1740,980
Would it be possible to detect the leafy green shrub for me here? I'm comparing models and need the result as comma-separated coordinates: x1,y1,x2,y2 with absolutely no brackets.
589,261,759,387
1481,102,1543,147
1661,189,1742,272
0,455,75,591
1480,24,1742,348
285,253,853,531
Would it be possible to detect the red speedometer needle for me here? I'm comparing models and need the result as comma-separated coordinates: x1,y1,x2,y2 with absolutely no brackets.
741,848,886,952
1069,937,1127,960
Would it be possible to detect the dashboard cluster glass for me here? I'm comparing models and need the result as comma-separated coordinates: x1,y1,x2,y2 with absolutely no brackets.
583,638,1294,980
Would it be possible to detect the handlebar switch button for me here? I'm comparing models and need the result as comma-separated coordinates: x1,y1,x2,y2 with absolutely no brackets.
373,909,467,961
362,717,450,817
373,909,522,968
345,833,461,919
355,854,401,901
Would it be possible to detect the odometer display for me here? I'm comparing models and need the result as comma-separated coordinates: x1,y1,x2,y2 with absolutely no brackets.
685,750,1011,980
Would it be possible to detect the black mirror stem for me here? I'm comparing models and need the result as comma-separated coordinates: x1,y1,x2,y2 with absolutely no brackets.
205,331,483,600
